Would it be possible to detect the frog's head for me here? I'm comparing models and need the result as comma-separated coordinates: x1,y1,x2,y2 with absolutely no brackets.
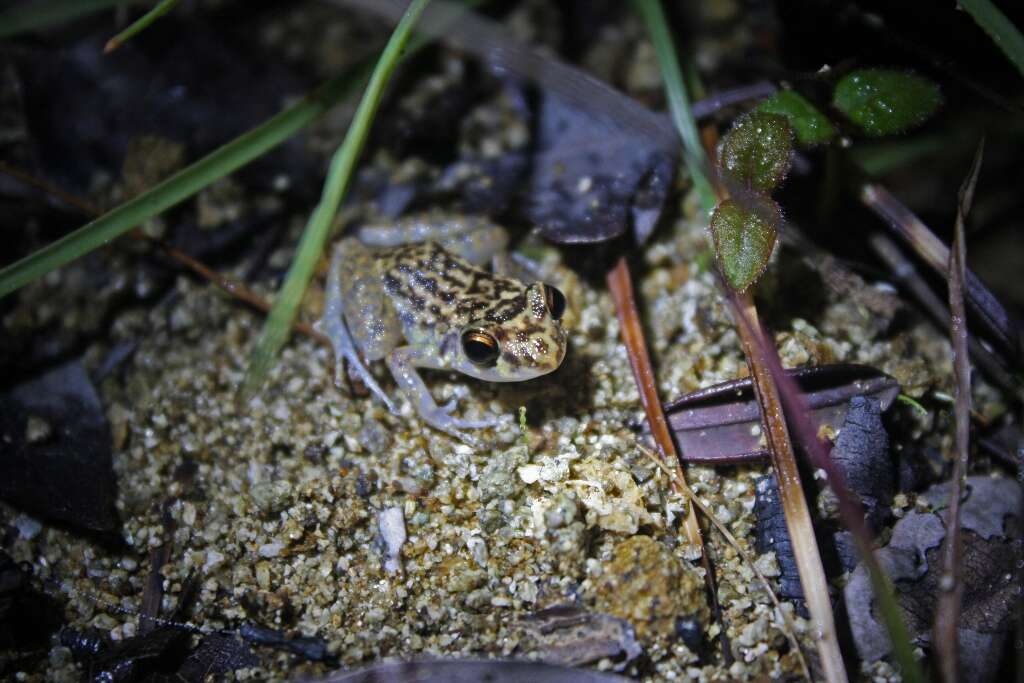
454,282,567,382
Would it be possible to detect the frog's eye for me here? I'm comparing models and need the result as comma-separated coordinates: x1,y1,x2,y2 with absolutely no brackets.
543,284,566,321
462,330,500,367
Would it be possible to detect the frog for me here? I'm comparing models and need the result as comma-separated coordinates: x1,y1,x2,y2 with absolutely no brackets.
314,214,568,443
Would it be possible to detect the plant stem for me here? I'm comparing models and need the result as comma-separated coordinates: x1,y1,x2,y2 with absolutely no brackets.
733,291,849,683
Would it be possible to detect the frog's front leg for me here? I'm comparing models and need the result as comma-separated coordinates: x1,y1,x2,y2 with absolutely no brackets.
386,345,504,443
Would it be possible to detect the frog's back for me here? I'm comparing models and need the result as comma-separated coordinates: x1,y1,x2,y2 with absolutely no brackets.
379,241,525,339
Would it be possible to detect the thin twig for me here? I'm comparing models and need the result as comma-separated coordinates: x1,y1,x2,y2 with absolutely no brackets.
933,140,983,683
606,258,704,546
868,232,1018,396
636,442,812,683
0,161,330,347
860,182,1020,364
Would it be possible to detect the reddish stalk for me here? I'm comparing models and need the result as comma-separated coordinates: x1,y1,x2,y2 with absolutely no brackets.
731,290,848,683
606,257,704,545
698,111,847,682
729,287,923,683
606,256,731,660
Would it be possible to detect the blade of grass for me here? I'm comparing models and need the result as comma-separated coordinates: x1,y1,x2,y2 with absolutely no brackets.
104,0,179,53
932,140,983,683
0,0,483,301
0,65,364,299
0,160,331,347
0,0,131,38
632,0,717,213
239,0,430,400
959,0,1024,80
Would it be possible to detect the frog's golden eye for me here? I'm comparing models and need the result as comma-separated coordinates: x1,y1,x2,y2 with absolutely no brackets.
543,284,566,321
462,330,500,366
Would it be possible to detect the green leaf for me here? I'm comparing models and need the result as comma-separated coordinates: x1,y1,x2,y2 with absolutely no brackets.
710,197,780,292
756,90,835,146
959,0,1024,81
833,69,941,137
718,111,794,193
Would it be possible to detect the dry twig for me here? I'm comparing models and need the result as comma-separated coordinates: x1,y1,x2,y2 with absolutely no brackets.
932,140,983,683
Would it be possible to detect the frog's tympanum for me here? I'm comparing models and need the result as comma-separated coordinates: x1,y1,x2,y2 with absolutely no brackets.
315,215,567,442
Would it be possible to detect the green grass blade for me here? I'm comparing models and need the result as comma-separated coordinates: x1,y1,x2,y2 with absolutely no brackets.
632,0,717,213
104,0,179,53
0,0,129,38
240,0,431,400
960,0,1024,80
0,66,366,299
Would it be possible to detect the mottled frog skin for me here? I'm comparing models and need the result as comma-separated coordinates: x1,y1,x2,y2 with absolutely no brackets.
315,215,567,442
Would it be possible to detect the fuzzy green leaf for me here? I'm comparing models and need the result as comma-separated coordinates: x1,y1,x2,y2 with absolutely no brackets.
710,197,780,292
833,69,941,137
756,90,835,146
718,111,794,193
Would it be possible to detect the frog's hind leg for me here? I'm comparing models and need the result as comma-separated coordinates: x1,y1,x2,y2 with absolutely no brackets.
314,243,399,415
358,214,508,267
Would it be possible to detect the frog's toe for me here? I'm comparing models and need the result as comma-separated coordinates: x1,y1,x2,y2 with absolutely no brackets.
448,413,507,430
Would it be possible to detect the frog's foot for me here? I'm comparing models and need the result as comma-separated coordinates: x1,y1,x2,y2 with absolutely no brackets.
434,398,507,430
417,403,505,447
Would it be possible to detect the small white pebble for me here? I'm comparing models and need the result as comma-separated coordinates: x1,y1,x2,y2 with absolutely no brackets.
181,502,197,526
258,542,284,558
203,550,225,572
379,506,407,574
14,515,42,540
517,464,542,484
